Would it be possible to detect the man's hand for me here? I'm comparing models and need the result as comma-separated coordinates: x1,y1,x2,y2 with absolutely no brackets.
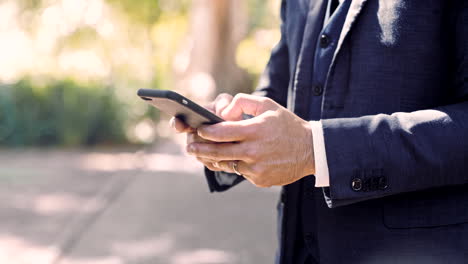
186,93,315,188
170,93,234,169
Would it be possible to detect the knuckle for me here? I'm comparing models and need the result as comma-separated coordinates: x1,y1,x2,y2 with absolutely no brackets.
217,93,227,99
258,97,268,104
218,93,232,100
235,93,247,99
264,97,275,105
233,93,247,103
245,147,259,161
187,144,197,154
261,97,275,107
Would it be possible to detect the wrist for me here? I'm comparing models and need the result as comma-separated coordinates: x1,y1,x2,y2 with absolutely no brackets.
302,120,316,176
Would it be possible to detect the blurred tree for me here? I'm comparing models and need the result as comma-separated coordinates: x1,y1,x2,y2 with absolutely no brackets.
0,0,280,146
15,0,42,11
174,0,252,103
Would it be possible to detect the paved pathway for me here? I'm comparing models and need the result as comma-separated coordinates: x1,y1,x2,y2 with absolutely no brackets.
0,140,280,264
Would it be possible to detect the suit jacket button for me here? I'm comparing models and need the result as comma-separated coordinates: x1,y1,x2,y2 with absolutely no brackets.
313,84,323,96
320,34,331,48
351,178,362,191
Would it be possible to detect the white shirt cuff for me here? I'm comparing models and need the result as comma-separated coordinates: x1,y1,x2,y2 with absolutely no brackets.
310,121,330,187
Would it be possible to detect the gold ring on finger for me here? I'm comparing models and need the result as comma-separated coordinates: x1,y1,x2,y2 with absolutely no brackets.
232,161,242,176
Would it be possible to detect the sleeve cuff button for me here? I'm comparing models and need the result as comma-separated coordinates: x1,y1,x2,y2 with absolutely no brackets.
351,178,362,191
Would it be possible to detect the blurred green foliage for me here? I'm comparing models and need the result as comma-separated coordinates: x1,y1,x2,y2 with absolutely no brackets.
0,0,280,147
0,79,127,147
15,0,43,11
106,0,191,25
106,0,162,25
247,0,273,33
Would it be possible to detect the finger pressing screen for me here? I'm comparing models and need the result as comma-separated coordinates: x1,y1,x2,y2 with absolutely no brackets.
221,94,267,121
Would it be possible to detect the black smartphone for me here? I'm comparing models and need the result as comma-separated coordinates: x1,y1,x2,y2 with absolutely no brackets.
137,89,224,128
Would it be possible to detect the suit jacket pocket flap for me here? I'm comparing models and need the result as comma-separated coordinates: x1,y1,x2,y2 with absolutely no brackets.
383,184,468,229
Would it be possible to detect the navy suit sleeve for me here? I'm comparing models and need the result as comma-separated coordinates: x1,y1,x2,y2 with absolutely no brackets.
205,0,291,192
322,3,468,207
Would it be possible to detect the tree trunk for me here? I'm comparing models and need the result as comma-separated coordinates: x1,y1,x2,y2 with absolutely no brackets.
174,0,252,103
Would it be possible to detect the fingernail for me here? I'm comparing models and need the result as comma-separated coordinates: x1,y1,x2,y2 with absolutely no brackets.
220,109,228,118
197,127,206,137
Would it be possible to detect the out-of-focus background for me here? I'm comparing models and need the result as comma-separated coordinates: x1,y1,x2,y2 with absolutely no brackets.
0,0,281,263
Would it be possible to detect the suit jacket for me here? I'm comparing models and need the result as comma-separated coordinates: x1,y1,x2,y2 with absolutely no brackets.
205,0,468,263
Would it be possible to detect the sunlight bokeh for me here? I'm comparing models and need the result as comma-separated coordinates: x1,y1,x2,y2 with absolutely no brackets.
0,0,280,146
0,1,281,263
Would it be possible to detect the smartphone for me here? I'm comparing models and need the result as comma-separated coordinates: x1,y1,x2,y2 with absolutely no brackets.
137,89,224,128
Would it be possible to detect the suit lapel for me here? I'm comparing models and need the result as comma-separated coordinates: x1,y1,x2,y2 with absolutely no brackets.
332,0,369,62
289,0,369,112
288,0,328,112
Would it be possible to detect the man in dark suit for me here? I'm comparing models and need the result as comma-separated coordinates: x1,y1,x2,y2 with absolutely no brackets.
173,0,468,263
